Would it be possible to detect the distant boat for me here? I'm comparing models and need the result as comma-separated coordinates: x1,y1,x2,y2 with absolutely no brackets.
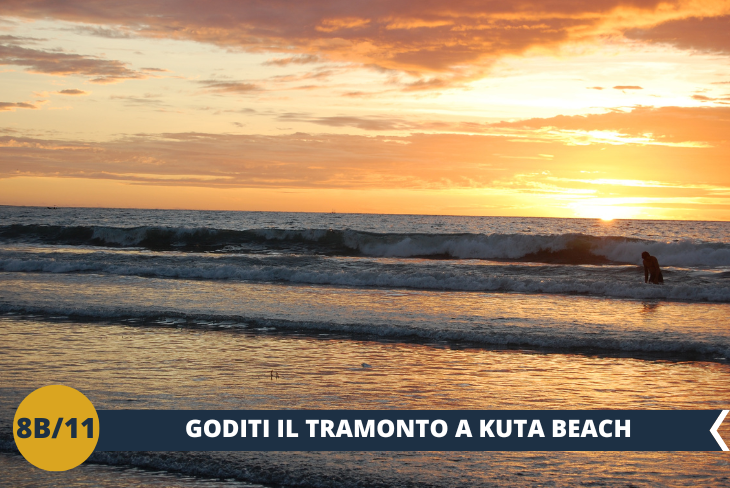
47,205,58,209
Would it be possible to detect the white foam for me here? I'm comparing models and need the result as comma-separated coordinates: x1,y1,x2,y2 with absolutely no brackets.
595,239,730,267
2,257,729,303
345,232,575,260
1,303,728,359
344,232,730,267
90,226,150,246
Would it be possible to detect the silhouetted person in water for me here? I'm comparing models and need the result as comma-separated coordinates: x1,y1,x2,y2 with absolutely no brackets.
642,251,663,284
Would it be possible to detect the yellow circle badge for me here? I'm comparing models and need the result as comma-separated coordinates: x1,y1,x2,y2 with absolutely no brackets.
13,385,100,471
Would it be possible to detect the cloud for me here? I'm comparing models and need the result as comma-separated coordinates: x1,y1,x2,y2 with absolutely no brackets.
613,86,643,90
274,106,730,151
339,90,388,98
1,126,728,211
587,86,604,90
280,114,417,131
692,94,730,103
267,68,339,85
197,80,260,93
263,54,320,66
2,118,730,220
57,89,88,95
0,34,45,44
0,41,146,83
0,130,522,189
73,25,133,39
277,105,730,147
401,76,459,92
110,93,167,107
492,105,730,145
279,113,495,132
0,101,38,112
3,0,729,86
315,17,371,33
222,108,257,114
624,15,730,54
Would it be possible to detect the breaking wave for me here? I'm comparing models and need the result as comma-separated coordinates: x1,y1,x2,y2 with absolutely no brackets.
2,224,729,267
1,257,729,302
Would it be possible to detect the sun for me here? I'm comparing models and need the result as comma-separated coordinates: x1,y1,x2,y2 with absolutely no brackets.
583,206,618,221
572,204,636,221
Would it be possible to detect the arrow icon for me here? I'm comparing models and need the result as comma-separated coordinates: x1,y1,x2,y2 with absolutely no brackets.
710,410,728,451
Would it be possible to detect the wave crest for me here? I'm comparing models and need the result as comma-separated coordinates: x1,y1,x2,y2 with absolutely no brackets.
1,224,729,266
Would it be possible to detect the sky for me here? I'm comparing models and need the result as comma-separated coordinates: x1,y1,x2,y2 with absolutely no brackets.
1,1,729,220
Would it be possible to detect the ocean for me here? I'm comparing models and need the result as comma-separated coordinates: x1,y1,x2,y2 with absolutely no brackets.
0,205,729,487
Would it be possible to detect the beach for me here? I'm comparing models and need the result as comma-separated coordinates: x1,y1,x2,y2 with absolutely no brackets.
1,206,729,487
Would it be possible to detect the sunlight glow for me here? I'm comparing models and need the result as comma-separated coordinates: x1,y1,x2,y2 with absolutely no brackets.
571,204,640,221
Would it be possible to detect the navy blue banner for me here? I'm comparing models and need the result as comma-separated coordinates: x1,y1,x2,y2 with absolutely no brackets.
95,410,728,452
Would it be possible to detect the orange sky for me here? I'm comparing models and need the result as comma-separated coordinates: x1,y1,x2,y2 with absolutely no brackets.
1,1,730,219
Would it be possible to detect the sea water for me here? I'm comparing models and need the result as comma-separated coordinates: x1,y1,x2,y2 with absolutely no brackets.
0,206,728,487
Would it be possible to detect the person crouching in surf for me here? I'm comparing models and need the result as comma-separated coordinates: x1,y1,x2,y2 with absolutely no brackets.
642,251,663,284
